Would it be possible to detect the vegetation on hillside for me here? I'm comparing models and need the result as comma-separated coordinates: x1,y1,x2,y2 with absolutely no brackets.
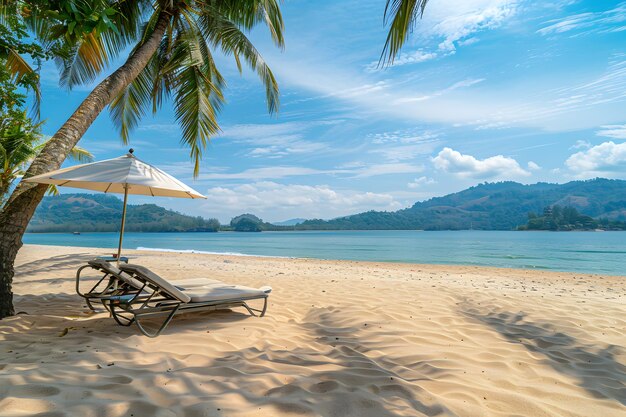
297,179,626,231
518,206,626,231
28,179,626,233
229,214,264,232
29,194,219,233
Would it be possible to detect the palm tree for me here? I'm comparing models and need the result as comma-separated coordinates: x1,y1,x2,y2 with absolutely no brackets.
381,0,430,66
0,0,284,318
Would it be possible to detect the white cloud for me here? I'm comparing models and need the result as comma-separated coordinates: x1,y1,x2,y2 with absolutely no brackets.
201,182,403,222
408,176,436,189
369,129,439,145
368,129,440,161
425,0,519,52
570,140,591,150
597,124,626,139
366,50,437,72
394,78,485,104
371,144,440,162
432,147,531,178
352,163,424,178
373,0,519,70
538,3,626,36
199,162,423,180
527,161,541,171
565,141,626,177
200,166,333,180
461,58,626,131
218,121,339,158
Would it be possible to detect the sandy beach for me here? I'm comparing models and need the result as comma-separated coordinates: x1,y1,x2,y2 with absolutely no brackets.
1,244,624,416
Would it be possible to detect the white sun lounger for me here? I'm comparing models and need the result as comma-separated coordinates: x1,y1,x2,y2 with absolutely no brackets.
100,263,272,337
75,259,220,311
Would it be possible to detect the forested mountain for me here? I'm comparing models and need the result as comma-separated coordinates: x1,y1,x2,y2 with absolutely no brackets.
297,179,626,230
29,194,220,232
27,179,626,232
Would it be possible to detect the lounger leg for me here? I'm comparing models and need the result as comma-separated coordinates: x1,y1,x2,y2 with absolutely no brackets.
109,301,135,326
134,305,180,338
260,297,268,317
85,298,97,311
241,297,268,317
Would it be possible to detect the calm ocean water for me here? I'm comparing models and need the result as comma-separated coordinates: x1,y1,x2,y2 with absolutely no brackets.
23,230,626,276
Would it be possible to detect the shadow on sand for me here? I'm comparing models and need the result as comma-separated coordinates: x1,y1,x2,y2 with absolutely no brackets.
461,303,626,406
1,291,258,417
194,306,451,417
15,252,94,280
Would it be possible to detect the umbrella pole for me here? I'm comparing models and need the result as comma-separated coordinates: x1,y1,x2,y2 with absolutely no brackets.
116,184,129,266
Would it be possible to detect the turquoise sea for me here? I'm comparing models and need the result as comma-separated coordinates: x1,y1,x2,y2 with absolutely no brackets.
23,230,626,276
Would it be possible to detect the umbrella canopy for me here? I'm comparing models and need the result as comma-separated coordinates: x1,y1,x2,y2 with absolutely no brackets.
26,151,206,199
25,150,206,263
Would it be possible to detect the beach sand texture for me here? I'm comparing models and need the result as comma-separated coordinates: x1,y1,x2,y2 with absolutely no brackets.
1,244,625,417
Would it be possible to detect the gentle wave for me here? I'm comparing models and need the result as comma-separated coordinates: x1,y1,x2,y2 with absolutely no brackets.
21,230,626,276
135,246,295,259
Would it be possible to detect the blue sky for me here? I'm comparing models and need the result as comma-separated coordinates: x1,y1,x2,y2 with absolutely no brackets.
38,0,626,223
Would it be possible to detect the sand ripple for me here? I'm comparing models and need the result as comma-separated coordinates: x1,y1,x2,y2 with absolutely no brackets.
0,245,624,416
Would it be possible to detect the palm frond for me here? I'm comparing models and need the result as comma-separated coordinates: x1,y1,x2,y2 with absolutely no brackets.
6,49,35,82
380,0,429,66
171,28,225,176
56,31,109,89
211,0,284,48
100,1,150,55
198,10,279,113
67,145,94,163
109,54,158,143
26,0,152,89
5,49,41,116
46,184,60,196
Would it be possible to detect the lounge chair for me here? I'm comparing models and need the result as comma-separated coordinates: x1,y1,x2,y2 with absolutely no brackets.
102,263,272,337
76,259,222,312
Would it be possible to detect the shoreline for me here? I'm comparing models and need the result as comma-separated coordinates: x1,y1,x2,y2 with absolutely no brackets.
21,243,626,278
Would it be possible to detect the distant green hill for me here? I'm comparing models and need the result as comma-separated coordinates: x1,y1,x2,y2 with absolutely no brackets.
297,179,626,231
28,179,626,233
28,194,220,233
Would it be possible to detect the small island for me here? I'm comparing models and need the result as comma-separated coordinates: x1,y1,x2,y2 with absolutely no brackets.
517,205,626,231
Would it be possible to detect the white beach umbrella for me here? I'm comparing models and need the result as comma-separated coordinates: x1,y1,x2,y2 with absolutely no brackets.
25,149,206,263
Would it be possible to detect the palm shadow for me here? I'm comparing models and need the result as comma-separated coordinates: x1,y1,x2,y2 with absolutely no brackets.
461,303,626,406
1,292,262,416
198,306,451,417
15,252,93,280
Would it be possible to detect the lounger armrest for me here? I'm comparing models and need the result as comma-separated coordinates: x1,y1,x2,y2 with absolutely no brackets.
260,286,272,294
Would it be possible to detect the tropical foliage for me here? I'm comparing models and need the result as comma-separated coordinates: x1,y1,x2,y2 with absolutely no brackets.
381,0,430,65
0,63,93,208
518,205,626,231
8,0,283,175
0,3,44,114
0,0,285,318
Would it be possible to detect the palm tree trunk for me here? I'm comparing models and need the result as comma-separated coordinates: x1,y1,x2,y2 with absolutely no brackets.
0,11,171,319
